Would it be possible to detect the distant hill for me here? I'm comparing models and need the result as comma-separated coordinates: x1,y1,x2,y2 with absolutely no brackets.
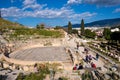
64,18,120,28
0,18,25,30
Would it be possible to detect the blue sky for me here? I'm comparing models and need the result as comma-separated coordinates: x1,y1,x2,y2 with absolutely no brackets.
0,0,120,27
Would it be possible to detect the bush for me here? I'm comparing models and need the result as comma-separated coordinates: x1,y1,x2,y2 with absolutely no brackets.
16,65,50,80
84,29,96,39
58,76,68,80
71,29,78,34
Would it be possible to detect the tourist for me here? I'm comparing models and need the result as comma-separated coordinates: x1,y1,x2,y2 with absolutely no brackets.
78,63,83,70
91,62,96,69
84,48,88,54
88,55,92,63
73,64,78,70
84,48,86,52
111,64,117,71
76,43,79,49
85,55,89,63
96,53,99,61
34,63,38,73
34,67,38,73
89,55,92,60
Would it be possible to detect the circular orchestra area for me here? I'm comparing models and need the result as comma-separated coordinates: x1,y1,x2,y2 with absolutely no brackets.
9,47,69,62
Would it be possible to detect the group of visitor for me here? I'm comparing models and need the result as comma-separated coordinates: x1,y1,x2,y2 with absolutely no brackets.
85,53,100,61
73,62,96,70
73,63,83,70
73,45,100,70
84,52,99,69
85,54,92,63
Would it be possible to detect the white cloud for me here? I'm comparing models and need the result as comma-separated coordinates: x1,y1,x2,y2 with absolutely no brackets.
33,7,73,18
67,0,120,6
1,7,23,18
11,0,15,3
69,12,97,19
22,4,47,10
67,0,82,4
114,8,120,13
22,0,47,10
1,0,96,22
23,0,36,6
1,6,96,20
84,0,120,6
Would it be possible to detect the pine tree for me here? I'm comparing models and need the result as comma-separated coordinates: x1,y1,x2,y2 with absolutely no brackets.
68,21,72,34
103,28,111,40
0,9,1,18
81,19,84,35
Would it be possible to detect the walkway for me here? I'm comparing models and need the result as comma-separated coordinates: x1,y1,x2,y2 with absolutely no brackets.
63,33,108,72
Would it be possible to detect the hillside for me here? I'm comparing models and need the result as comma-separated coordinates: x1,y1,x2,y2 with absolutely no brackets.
64,18,120,28
0,18,64,41
0,18,25,30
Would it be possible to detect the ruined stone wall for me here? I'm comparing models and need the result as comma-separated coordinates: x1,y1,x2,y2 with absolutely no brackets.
1,54,64,71
10,38,64,52
0,38,66,71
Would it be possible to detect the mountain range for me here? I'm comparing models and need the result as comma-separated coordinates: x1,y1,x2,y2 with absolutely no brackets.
64,18,120,28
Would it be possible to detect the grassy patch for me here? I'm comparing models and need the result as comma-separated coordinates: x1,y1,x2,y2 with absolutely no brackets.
8,29,63,40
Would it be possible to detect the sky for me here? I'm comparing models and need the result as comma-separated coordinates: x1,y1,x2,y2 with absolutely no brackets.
0,0,120,27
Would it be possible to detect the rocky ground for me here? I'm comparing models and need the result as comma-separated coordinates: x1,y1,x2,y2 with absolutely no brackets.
48,32,120,80
0,32,120,80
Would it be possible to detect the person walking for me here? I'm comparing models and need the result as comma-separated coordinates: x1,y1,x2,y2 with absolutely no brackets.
73,64,78,70
91,62,96,69
78,63,83,70
96,53,99,61
85,55,89,63
88,55,92,63
76,43,79,50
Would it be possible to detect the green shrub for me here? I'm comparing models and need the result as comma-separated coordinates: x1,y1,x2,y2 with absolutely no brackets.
16,65,50,80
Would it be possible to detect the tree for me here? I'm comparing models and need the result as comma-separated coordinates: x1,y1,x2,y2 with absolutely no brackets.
111,31,120,43
72,29,78,34
36,23,45,29
54,26,62,30
0,9,2,18
68,21,72,34
81,19,85,35
103,28,111,40
84,29,96,39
